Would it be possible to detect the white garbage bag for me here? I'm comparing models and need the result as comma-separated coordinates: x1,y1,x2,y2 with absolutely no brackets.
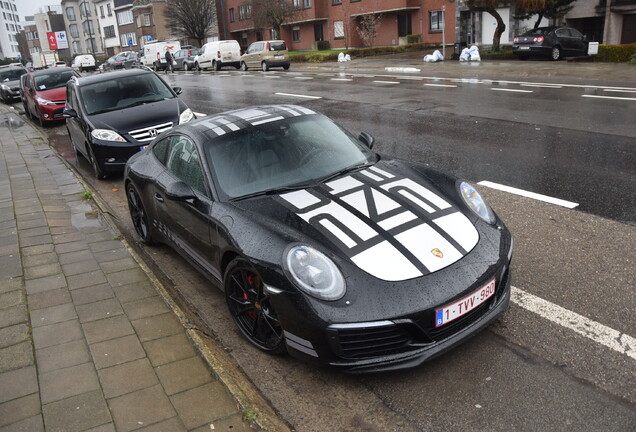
433,50,444,62
459,48,471,62
338,52,351,62
469,45,481,62
423,54,435,63
344,54,351,61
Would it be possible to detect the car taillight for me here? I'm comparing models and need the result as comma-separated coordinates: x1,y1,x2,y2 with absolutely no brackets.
187,49,191,56
533,37,544,43
265,42,270,51
217,50,221,58
514,37,519,43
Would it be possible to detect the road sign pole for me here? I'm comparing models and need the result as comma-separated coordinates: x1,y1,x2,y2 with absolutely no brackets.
442,5,446,60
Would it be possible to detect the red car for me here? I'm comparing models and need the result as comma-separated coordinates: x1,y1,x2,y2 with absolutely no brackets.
20,67,79,126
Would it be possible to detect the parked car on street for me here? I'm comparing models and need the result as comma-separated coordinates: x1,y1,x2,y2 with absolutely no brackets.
173,47,200,71
71,54,97,72
53,61,68,67
63,68,194,179
512,26,589,61
123,105,513,372
195,40,241,71
102,51,140,71
142,40,181,71
0,65,27,104
240,40,290,71
20,67,79,126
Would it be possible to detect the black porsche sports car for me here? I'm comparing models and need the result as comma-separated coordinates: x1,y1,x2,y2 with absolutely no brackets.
124,105,513,372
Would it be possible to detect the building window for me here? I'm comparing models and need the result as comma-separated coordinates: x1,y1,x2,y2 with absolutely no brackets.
430,11,442,32
238,5,245,20
292,0,300,8
83,20,95,35
241,32,247,47
80,1,91,17
104,25,115,38
66,7,75,21
107,4,112,16
229,8,234,22
117,10,133,25
120,32,137,47
69,24,79,38
332,0,342,5
270,28,278,39
304,0,312,7
292,26,300,42
87,37,97,53
72,40,81,53
100,5,104,18
246,4,252,18
334,20,344,39
143,14,151,26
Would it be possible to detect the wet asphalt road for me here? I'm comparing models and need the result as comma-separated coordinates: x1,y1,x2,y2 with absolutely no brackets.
18,61,636,431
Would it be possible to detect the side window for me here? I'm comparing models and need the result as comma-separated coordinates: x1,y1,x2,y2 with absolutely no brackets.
555,28,568,38
66,86,75,109
165,135,206,194
152,136,171,165
570,28,583,39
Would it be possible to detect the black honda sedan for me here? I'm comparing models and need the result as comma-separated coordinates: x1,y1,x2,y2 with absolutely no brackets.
64,68,194,179
512,26,589,61
124,105,513,372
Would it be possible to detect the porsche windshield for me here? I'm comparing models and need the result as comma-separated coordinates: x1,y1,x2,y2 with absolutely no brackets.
204,114,376,200
34,70,76,90
80,73,174,115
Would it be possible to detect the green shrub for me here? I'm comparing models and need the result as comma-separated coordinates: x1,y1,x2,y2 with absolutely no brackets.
629,53,636,65
595,43,636,62
406,34,422,44
315,40,331,51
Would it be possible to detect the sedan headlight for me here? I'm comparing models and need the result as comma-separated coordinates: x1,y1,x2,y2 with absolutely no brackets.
35,96,57,106
91,129,126,142
1,84,9,91
285,245,346,301
459,182,495,224
179,108,194,124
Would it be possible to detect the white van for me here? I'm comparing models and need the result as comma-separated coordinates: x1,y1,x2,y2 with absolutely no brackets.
194,40,241,71
72,54,96,72
142,40,181,71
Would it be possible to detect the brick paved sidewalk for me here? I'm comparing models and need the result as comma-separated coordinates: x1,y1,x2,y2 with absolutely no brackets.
0,109,255,431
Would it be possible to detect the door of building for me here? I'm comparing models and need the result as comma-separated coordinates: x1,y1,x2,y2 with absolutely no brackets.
397,13,411,37
314,23,324,41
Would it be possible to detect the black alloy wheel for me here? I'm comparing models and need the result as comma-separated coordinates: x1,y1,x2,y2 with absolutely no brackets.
126,183,157,245
225,258,286,354
551,46,562,61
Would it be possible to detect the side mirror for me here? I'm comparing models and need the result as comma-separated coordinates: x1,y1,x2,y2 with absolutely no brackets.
165,180,197,202
62,108,77,118
172,86,182,95
358,131,375,149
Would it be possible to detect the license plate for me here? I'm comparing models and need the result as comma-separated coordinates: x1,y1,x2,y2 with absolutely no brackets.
274,55,283,59
520,46,530,50
435,279,496,327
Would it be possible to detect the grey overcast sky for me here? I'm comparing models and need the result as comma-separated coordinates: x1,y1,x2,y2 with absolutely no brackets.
17,0,62,19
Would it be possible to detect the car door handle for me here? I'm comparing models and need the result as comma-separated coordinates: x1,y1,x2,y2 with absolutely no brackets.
154,193,164,203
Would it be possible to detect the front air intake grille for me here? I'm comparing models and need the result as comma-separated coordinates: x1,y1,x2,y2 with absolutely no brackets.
129,121,173,142
328,322,414,359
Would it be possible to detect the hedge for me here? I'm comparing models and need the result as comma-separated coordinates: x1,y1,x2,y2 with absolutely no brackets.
594,44,636,63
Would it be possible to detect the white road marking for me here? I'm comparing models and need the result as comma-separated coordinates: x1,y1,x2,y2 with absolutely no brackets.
331,78,353,81
264,75,281,79
511,286,636,361
582,94,636,101
603,88,636,93
478,181,579,208
424,83,457,88
520,84,563,89
373,80,400,85
274,92,322,99
293,76,314,80
491,88,534,93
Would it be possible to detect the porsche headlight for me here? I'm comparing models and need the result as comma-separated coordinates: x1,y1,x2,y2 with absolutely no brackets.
285,245,346,301
179,108,194,124
91,129,126,142
35,96,56,106
459,182,495,224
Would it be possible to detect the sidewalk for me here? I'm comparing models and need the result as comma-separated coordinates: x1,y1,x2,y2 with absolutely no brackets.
0,107,256,431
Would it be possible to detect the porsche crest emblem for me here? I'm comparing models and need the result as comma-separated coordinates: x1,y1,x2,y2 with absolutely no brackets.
431,248,443,258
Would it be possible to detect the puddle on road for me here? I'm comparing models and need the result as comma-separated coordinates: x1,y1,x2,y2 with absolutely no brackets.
71,202,104,230
1,112,25,129
48,133,79,165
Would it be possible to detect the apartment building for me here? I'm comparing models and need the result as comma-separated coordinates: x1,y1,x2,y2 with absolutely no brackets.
95,0,120,56
0,0,21,59
62,0,104,56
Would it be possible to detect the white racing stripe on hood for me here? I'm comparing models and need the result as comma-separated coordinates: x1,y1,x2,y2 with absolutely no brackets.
340,189,400,217
296,200,377,243
381,178,451,212
395,224,463,273
433,212,479,252
351,241,422,281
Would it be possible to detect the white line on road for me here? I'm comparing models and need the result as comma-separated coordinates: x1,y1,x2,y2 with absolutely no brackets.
331,78,353,81
373,80,400,85
293,76,314,80
478,181,579,208
274,92,322,99
491,88,534,93
511,287,636,361
264,75,281,79
520,84,563,89
582,94,636,101
603,88,636,93
424,83,457,88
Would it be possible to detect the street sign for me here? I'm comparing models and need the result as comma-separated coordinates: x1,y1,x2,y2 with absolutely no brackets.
55,31,68,49
47,32,58,50
146,35,152,42
128,37,133,47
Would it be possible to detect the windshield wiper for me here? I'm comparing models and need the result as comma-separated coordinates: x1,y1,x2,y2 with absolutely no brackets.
231,182,315,201
120,99,165,110
318,161,375,184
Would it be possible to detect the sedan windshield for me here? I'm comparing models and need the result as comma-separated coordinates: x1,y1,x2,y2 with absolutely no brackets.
80,73,174,115
34,70,76,90
204,114,376,200
0,68,26,82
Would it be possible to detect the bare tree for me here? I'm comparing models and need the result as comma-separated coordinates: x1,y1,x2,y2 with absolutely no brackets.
356,14,383,47
465,0,506,51
249,0,299,37
513,0,576,29
164,0,218,46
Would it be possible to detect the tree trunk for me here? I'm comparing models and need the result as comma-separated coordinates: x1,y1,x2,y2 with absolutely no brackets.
486,7,506,52
534,12,544,29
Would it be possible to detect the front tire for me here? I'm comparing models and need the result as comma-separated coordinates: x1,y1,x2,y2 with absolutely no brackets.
126,183,158,245
261,61,269,72
153,62,159,72
87,145,106,180
213,60,221,71
225,258,286,354
184,62,189,71
240,61,248,71
550,46,562,61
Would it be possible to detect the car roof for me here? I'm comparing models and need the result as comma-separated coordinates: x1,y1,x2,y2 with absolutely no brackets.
72,68,154,86
182,105,318,140
30,67,75,76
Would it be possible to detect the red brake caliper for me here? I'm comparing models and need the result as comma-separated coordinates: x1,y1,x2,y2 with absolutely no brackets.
245,274,256,319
